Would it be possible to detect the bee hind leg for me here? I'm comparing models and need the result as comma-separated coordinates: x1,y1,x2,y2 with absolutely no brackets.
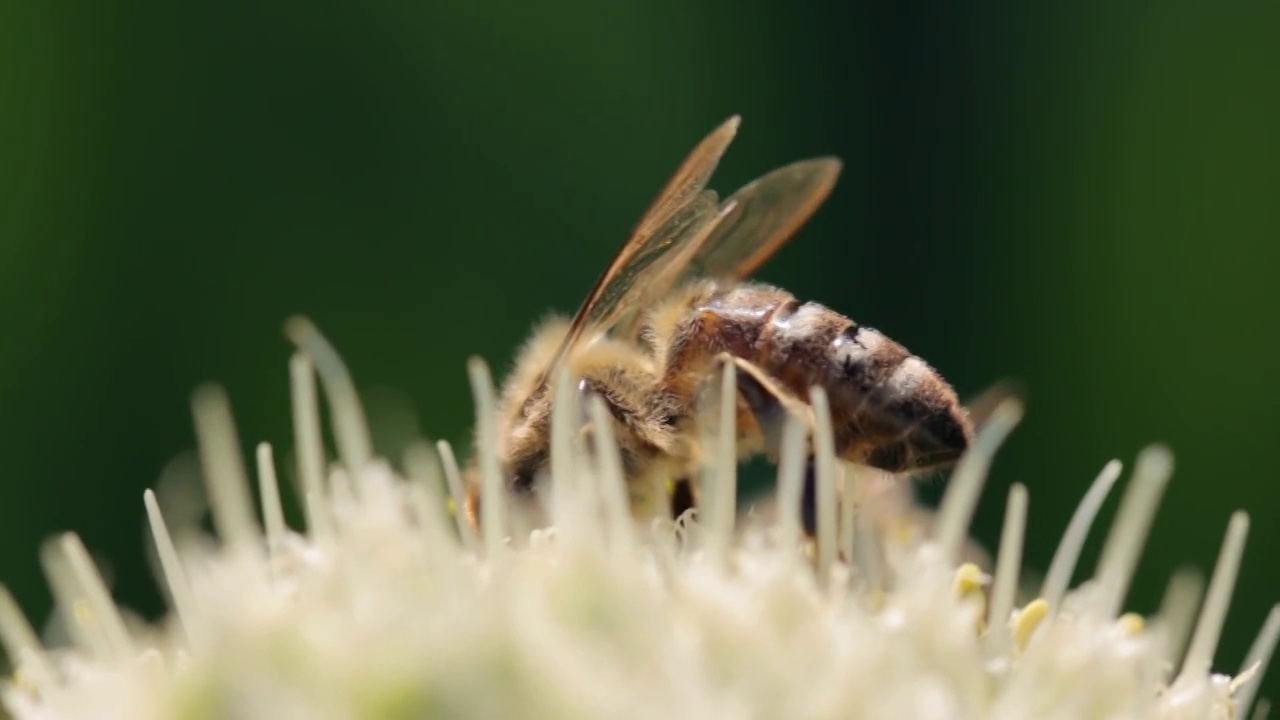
667,355,797,524
716,354,827,538
716,354,811,461
669,355,817,528
670,355,823,530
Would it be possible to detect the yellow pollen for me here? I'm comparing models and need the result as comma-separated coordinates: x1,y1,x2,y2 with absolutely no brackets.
1012,598,1051,653
953,563,989,634
953,562,988,597
1118,612,1146,636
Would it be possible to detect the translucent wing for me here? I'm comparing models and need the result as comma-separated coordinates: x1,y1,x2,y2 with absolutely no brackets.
612,156,842,338
683,157,842,281
535,116,742,387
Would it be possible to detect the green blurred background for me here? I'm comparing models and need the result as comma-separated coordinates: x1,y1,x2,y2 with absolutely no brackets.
2,0,1277,702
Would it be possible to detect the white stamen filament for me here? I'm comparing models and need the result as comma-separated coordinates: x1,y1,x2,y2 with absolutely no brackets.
0,587,55,693
1236,605,1280,715
38,540,108,664
466,356,506,556
810,386,838,577
586,395,636,553
985,483,1027,657
704,359,738,564
256,442,288,559
1178,512,1250,681
436,439,478,553
289,353,330,538
285,316,373,476
1093,445,1173,620
549,366,578,529
58,534,134,663
773,412,808,551
0,319,1272,720
191,384,261,550
142,489,199,651
1040,459,1122,611
402,440,458,559
853,486,886,597
1156,568,1206,676
935,399,1023,564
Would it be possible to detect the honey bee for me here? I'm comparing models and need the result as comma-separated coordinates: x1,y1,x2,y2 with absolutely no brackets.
464,116,973,534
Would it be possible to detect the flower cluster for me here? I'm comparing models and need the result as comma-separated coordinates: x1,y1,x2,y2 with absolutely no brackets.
1,318,1275,719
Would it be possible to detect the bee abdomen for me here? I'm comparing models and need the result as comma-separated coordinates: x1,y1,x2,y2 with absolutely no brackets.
760,296,850,389
657,282,971,474
711,283,972,473
663,283,847,399
825,324,972,473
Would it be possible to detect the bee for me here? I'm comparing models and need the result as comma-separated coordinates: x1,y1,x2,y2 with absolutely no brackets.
464,116,973,534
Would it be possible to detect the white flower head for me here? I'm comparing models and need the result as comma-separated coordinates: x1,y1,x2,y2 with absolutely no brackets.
1,317,1276,720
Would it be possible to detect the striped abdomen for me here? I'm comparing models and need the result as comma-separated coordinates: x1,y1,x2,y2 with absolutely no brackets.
654,281,972,473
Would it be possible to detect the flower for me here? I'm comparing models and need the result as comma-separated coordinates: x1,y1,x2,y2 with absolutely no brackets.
1,316,1276,719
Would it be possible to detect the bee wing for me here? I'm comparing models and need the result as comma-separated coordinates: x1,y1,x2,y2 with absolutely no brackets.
683,156,842,282
536,116,743,386
613,156,843,338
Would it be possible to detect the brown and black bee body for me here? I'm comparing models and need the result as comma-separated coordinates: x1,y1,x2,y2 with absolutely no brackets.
643,280,969,473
